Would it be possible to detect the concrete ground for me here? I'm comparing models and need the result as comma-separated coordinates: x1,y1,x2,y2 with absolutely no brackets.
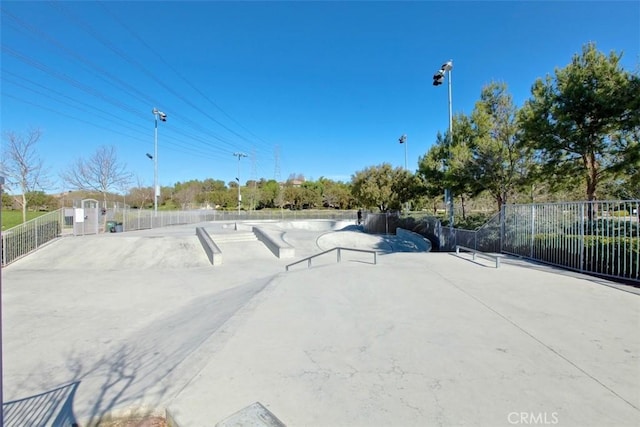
2,220,639,427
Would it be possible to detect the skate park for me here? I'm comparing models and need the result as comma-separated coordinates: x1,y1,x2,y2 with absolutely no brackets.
2,219,639,427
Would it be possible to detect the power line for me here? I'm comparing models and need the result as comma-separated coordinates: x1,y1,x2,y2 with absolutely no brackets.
97,1,275,152
2,8,250,156
2,2,284,180
48,0,267,153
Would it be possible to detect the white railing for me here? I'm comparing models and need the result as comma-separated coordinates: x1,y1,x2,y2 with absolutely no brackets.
1,209,64,266
2,208,358,266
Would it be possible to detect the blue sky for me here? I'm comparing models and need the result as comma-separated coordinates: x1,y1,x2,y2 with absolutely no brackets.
1,1,639,194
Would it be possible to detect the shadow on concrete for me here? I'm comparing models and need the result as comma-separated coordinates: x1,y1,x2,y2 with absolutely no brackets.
2,381,79,427
73,279,272,424
448,252,496,268
64,344,148,425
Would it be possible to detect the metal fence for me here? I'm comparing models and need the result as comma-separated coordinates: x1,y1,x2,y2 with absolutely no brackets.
5,202,638,284
1,208,359,266
454,200,640,284
363,211,443,250
502,200,639,284
454,212,502,253
1,209,64,266
109,208,359,232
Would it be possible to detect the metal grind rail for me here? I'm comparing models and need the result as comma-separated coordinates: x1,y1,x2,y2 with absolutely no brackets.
286,247,377,271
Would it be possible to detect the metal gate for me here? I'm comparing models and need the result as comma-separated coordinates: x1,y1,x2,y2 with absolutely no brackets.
73,199,99,236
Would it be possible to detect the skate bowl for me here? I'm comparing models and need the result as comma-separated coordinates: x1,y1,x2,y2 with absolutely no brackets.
316,227,432,253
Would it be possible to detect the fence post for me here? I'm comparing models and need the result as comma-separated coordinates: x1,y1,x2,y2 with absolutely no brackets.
579,202,585,272
34,217,39,250
499,205,505,253
530,204,535,259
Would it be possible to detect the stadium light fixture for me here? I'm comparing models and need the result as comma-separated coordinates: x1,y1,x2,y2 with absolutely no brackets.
152,108,167,216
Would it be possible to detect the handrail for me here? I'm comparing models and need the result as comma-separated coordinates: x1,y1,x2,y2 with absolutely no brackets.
455,245,502,268
285,247,377,271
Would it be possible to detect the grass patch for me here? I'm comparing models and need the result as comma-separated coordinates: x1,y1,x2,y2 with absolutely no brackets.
1,210,49,230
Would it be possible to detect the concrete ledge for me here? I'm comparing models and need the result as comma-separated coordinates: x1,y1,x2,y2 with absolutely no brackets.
196,227,222,266
216,402,285,427
396,228,432,252
253,226,295,259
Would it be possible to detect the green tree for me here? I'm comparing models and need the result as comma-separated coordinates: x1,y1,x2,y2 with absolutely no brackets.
445,114,477,219
259,179,281,209
282,185,303,209
320,178,353,209
417,139,447,214
1,190,13,209
25,191,55,211
417,116,475,218
469,82,530,212
519,42,640,201
351,163,405,211
172,181,200,209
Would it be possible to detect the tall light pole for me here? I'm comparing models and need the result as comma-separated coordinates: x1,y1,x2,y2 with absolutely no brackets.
398,134,408,171
233,152,247,216
399,134,408,212
152,108,167,216
433,60,454,232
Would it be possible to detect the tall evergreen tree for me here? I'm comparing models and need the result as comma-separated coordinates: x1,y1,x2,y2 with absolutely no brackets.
468,82,530,212
519,43,640,201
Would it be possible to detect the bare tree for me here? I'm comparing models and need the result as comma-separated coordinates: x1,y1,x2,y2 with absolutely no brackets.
127,176,153,208
1,128,49,222
61,145,133,206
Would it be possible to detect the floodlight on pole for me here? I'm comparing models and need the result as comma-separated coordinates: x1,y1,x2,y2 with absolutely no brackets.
398,134,408,171
432,60,454,238
399,134,409,212
152,108,167,216
233,152,248,216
